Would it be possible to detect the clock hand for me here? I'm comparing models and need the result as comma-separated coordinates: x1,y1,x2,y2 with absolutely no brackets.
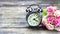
33,18,38,22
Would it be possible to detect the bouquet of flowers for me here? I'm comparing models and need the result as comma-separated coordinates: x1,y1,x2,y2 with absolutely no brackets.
42,6,60,31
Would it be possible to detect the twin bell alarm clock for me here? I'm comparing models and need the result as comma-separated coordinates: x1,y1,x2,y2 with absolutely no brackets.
26,4,43,27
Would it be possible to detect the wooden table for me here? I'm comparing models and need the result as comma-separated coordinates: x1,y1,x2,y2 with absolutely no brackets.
0,0,60,34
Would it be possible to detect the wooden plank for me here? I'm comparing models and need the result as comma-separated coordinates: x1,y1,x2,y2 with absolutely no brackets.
0,1,60,27
0,5,60,27
0,7,28,27
0,28,59,34
0,1,60,34
0,0,60,7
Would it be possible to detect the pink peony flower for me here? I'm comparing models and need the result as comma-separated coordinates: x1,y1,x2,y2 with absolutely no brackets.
56,15,60,19
53,10,60,26
53,18,60,27
54,10,60,17
42,6,60,30
47,14,54,22
46,24,54,30
47,6,56,13
42,18,54,30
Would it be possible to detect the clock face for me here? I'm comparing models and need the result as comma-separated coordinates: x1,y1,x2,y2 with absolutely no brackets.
28,13,41,26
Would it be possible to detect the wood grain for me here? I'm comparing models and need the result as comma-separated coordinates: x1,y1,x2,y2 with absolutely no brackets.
0,1,60,27
0,1,60,34
0,28,59,34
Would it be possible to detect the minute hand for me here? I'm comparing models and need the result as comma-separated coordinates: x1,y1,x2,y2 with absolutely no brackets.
33,19,38,22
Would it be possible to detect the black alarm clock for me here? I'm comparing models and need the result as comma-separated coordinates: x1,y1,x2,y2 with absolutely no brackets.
26,4,43,27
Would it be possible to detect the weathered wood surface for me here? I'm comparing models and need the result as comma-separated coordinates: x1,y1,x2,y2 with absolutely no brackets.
0,0,60,27
0,28,60,34
0,0,60,34
0,7,28,27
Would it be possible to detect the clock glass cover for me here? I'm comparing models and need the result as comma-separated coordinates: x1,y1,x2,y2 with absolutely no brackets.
28,13,41,26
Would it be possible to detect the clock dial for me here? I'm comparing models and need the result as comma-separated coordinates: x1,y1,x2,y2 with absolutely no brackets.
28,13,41,26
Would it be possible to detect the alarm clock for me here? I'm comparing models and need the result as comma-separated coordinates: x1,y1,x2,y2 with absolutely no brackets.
26,4,43,27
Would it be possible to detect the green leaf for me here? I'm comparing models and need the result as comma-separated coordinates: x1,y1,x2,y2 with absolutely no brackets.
42,9,47,16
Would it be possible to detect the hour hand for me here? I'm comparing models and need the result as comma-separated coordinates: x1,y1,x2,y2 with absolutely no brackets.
33,19,38,22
